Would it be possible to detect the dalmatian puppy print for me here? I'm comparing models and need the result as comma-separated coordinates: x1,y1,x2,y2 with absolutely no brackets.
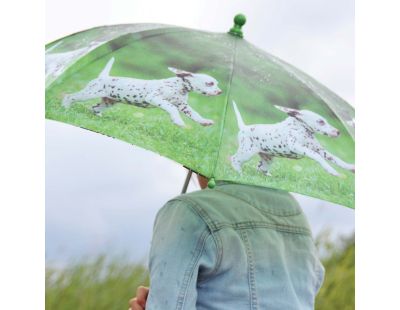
230,101,355,177
62,57,222,127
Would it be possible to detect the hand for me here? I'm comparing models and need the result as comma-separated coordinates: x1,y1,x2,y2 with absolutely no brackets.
129,286,149,310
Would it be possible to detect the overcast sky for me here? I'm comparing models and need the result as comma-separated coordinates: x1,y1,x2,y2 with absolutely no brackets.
46,0,354,266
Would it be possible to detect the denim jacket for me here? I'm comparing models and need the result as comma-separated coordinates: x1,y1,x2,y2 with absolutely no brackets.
147,182,325,310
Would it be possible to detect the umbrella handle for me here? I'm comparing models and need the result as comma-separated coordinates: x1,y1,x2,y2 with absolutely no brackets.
181,169,193,194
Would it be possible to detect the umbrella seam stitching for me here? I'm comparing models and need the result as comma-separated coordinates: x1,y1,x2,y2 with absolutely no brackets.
210,38,238,178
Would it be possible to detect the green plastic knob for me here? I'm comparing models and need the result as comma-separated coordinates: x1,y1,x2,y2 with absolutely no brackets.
228,14,247,38
207,178,216,189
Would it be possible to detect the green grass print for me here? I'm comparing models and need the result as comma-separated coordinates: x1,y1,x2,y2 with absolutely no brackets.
46,28,355,208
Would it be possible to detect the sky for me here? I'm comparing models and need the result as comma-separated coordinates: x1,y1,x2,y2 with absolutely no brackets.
45,0,354,266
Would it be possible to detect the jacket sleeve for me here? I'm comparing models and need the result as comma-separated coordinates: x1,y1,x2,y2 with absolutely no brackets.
145,199,216,310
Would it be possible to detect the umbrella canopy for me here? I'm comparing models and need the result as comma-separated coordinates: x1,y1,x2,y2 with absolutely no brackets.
45,15,355,208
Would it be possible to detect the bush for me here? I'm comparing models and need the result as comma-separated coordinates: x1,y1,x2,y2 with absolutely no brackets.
315,233,355,310
46,256,149,310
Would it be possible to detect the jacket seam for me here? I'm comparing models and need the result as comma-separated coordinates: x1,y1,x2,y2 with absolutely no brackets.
239,229,259,310
175,227,210,310
196,233,221,285
170,197,223,278
170,197,310,235
213,221,311,235
213,188,302,217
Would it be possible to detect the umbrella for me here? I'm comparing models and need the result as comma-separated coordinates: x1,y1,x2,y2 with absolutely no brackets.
45,14,355,208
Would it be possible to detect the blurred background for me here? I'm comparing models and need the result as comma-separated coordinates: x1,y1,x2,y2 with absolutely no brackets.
46,0,354,309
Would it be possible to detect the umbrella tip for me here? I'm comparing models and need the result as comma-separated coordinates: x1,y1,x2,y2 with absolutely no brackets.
228,14,246,38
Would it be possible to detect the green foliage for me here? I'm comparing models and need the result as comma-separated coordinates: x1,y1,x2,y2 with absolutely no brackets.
315,233,355,310
45,256,149,310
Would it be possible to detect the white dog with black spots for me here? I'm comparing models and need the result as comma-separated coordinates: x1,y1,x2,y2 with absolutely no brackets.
62,57,222,127
230,101,355,177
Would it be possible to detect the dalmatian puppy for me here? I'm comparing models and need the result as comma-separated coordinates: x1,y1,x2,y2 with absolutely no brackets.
230,101,355,177
62,57,222,127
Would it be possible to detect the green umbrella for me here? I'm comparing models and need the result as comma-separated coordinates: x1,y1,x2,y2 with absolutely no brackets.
45,14,355,208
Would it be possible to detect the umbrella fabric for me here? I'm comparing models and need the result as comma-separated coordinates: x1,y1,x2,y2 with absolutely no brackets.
45,23,355,208
45,24,171,86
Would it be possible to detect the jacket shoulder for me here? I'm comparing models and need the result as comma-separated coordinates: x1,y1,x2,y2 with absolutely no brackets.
170,187,311,235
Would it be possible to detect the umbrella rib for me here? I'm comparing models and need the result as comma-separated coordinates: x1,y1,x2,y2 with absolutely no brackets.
210,38,238,181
